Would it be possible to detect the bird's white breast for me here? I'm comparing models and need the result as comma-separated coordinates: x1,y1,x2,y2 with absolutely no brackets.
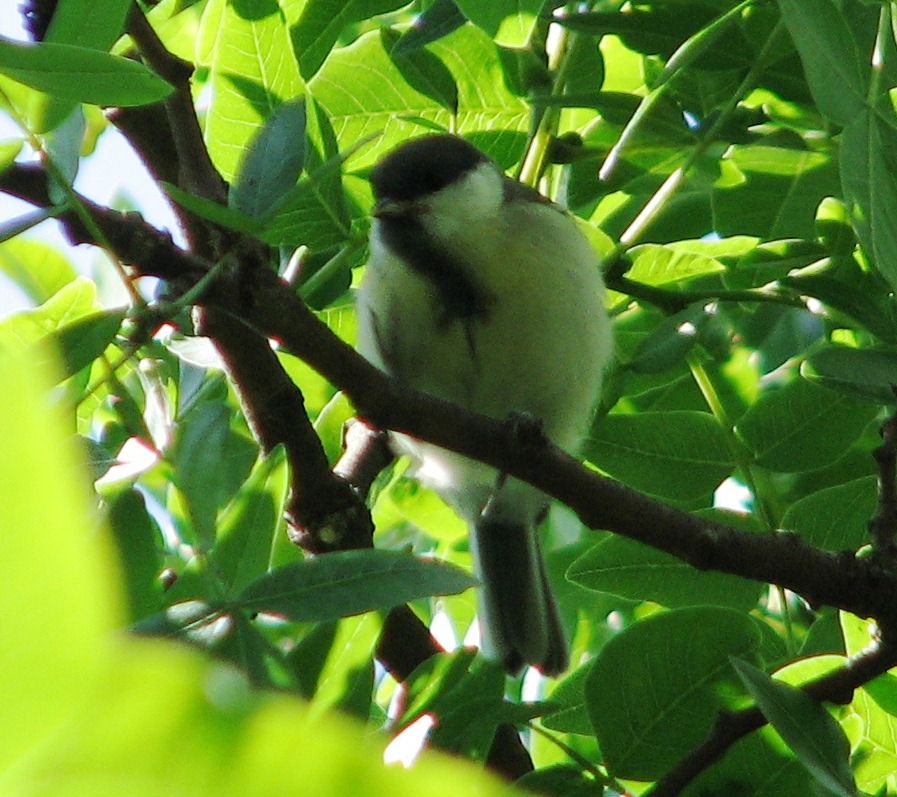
357,170,612,519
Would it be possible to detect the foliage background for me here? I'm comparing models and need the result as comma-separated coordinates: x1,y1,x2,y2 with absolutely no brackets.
3,0,897,795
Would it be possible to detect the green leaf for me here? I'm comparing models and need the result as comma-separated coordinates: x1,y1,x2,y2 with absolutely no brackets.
781,476,876,552
778,0,867,126
568,534,763,611
852,683,897,792
713,146,839,241
211,449,288,594
0,238,78,304
237,549,477,621
0,138,22,173
516,765,598,797
107,488,164,622
31,0,133,131
783,272,897,344
586,607,761,780
841,110,897,295
555,9,717,60
291,0,409,79
44,0,132,48
390,0,466,55
0,36,172,107
286,621,338,698
231,97,307,218
626,243,725,287
163,182,265,235
0,276,99,351
399,651,509,758
0,343,119,771
732,658,857,797
212,610,284,688
585,411,735,500
627,303,709,374
803,346,897,403
723,238,824,291
681,731,818,797
541,660,595,735
199,0,304,182
171,401,233,547
453,0,544,47
734,378,879,472
10,634,513,797
306,613,379,716
49,309,124,379
309,24,528,168
260,100,354,248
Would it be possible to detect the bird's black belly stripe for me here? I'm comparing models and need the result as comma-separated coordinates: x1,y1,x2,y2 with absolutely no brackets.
377,215,493,324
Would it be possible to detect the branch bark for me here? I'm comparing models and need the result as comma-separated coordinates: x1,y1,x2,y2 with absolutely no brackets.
5,159,897,635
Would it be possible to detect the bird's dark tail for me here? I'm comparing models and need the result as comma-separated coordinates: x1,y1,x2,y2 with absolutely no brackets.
470,516,568,676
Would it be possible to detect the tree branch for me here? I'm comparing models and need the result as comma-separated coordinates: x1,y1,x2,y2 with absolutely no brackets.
126,4,226,208
869,405,897,562
648,639,897,796
5,161,897,634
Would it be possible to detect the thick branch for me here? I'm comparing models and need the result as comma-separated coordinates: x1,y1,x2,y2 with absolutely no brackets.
240,270,897,632
5,162,896,632
196,305,372,553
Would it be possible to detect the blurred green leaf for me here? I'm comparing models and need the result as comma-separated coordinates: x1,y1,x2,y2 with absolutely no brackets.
0,343,119,771
0,231,72,293
0,276,99,350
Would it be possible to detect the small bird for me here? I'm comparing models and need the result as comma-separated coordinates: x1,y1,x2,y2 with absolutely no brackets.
356,134,612,675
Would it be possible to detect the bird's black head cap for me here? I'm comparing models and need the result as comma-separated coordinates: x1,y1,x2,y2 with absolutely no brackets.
370,134,489,203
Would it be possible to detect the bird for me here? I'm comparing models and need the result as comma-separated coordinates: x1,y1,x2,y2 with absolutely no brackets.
356,133,612,675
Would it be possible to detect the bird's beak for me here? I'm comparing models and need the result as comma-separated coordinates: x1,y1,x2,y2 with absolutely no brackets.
373,198,422,219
